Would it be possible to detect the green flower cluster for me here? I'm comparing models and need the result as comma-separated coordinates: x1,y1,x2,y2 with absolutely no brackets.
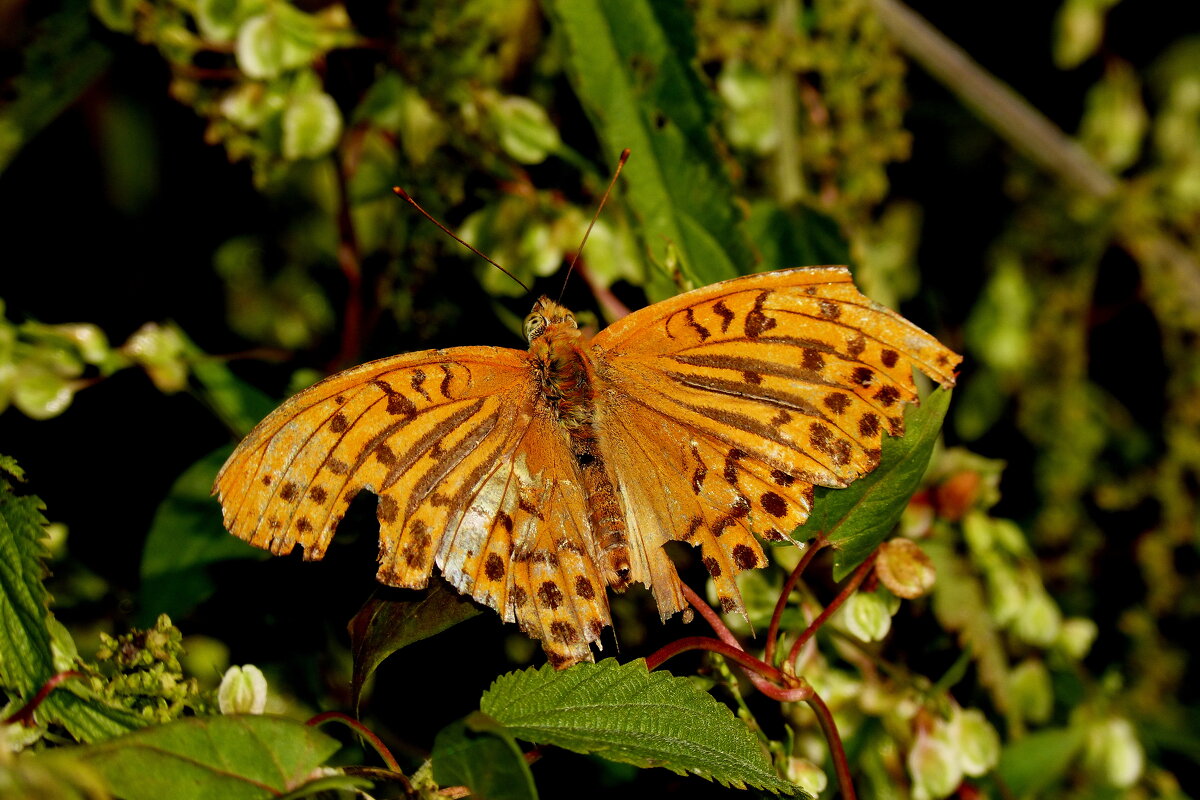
88,615,214,722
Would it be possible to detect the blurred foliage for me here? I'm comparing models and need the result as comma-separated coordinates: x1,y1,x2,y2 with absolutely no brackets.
1,0,1198,797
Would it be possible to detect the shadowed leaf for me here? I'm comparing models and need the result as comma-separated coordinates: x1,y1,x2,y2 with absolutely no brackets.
431,712,537,800
140,446,265,624
349,581,482,710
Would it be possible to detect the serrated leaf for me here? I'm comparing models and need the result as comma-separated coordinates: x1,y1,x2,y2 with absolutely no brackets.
0,456,145,742
547,0,754,297
39,714,342,800
348,581,482,711
0,461,55,697
431,713,537,800
480,658,804,795
796,387,952,581
140,446,265,624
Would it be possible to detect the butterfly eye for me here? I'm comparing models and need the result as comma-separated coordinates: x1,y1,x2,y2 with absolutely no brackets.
524,313,548,342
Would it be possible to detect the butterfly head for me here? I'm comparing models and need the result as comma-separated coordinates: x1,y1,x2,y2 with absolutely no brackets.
524,297,579,343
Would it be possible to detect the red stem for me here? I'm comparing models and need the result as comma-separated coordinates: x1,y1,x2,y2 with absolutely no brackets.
4,670,84,726
764,535,827,665
807,690,856,800
786,550,880,669
306,710,402,773
680,583,741,648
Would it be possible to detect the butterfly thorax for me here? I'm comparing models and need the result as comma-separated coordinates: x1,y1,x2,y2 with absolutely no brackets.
525,297,632,590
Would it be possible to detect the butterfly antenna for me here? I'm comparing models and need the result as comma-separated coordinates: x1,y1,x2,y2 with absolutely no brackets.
558,148,630,303
392,186,530,293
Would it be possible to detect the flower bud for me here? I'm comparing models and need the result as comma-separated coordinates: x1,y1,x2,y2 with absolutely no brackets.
876,538,936,599
785,757,828,795
841,590,892,642
1009,659,1053,725
218,664,268,715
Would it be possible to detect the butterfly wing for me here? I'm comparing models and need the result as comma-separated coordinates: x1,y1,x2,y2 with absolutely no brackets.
214,346,609,665
590,266,961,616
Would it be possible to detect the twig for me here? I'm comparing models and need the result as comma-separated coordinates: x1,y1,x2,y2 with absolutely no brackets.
866,0,1118,201
786,550,879,670
573,256,632,320
307,710,403,773
764,535,827,665
3,671,84,726
807,690,856,800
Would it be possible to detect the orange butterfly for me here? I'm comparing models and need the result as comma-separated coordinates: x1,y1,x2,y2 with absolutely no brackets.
213,267,960,667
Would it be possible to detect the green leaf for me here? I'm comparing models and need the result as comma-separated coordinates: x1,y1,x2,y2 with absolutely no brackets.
139,447,265,624
490,95,562,164
0,458,55,697
348,582,482,711
547,0,754,297
0,455,145,742
481,658,804,795
41,715,343,800
431,713,538,800
282,90,343,160
235,7,320,80
996,725,1086,797
186,339,277,437
795,387,952,580
744,200,850,269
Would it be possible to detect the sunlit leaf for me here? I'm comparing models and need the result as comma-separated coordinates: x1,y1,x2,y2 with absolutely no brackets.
796,388,952,580
481,658,804,795
548,0,754,297
41,715,343,800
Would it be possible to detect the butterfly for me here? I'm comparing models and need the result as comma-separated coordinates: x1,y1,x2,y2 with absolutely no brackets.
213,267,960,667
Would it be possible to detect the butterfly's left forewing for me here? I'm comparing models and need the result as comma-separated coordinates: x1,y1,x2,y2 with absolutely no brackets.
215,345,610,665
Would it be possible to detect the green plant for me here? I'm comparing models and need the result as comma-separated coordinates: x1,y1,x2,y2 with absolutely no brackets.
1,0,1195,797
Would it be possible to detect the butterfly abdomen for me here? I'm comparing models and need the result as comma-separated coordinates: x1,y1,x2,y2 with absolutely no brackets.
533,324,633,592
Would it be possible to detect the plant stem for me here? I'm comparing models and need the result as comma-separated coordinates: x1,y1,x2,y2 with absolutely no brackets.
787,550,879,670
307,710,402,773
870,0,1200,330
866,0,1117,201
807,690,856,800
3,670,84,726
765,535,826,665
680,582,741,648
